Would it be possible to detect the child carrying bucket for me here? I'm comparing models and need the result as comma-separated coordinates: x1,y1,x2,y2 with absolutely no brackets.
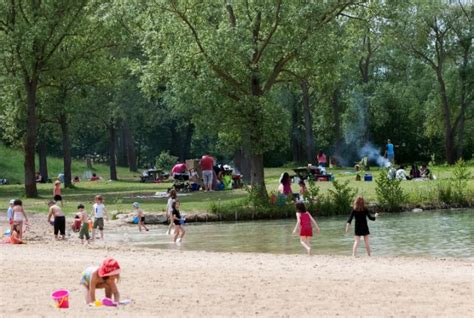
80,258,121,304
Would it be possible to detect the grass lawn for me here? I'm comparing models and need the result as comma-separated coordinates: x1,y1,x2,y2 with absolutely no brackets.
1,164,473,216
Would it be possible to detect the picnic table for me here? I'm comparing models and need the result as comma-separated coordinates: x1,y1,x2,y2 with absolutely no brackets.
140,169,167,183
292,167,332,182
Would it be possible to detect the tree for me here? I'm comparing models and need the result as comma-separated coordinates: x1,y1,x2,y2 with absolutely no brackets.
391,1,473,164
127,0,357,197
0,0,114,196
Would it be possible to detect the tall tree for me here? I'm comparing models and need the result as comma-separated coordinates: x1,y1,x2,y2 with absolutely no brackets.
0,0,112,196
128,0,357,197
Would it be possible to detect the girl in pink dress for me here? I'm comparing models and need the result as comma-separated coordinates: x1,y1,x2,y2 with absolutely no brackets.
292,202,320,255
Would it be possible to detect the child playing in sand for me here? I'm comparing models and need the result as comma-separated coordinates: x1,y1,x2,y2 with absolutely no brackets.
92,195,108,241
47,201,66,240
77,204,90,244
12,199,29,240
53,180,63,206
132,202,149,232
171,201,185,243
166,190,177,235
345,196,378,256
72,213,82,233
80,258,121,304
292,202,320,255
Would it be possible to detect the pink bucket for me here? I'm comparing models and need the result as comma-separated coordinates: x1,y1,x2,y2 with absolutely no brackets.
51,289,69,309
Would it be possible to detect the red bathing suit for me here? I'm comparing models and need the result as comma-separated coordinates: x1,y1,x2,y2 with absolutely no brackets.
299,212,312,237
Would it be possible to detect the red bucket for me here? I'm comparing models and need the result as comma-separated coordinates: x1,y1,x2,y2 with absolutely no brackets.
51,289,69,309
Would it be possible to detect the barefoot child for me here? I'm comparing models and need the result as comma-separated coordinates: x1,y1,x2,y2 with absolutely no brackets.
172,201,185,243
47,201,66,240
53,180,63,206
292,202,320,255
345,196,378,256
132,202,149,232
77,204,90,244
7,199,14,232
80,258,121,304
166,190,177,235
12,200,29,240
92,195,108,240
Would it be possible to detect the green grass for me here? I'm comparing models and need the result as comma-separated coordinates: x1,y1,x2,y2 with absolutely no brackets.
0,144,473,216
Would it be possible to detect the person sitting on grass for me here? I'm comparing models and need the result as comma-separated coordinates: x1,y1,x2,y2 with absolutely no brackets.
90,173,100,181
420,164,432,179
80,258,121,305
395,165,407,181
409,164,421,180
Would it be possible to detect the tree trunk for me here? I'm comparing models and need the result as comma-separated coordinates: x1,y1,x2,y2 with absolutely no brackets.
456,44,469,159
183,123,194,160
436,71,456,164
24,78,38,197
109,125,118,180
117,127,128,167
250,153,267,198
234,148,251,183
124,123,137,172
59,113,72,187
331,87,342,159
38,138,48,183
301,80,315,163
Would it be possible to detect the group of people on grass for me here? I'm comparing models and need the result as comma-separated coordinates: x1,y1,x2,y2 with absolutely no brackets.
388,163,432,181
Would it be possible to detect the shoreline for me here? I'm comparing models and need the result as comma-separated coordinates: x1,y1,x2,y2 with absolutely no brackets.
1,216,473,317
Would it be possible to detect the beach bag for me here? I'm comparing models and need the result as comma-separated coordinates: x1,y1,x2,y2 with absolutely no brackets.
133,216,139,224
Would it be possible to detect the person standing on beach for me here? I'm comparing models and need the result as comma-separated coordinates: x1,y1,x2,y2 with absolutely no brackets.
92,195,109,240
384,139,395,164
6,199,14,233
292,202,320,255
77,204,91,244
47,201,66,240
345,196,378,256
53,180,63,207
12,199,29,241
200,152,215,192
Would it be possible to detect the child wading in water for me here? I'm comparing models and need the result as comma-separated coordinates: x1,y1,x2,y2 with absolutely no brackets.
292,202,320,255
47,201,66,240
80,258,121,304
345,196,378,256
77,204,90,244
92,195,108,240
172,201,185,243
166,190,177,235
132,202,149,232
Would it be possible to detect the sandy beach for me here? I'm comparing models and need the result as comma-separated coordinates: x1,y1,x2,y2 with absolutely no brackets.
0,215,472,317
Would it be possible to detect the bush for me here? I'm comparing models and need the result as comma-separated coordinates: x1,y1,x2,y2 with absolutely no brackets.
155,151,178,171
375,169,405,211
327,180,357,214
438,159,472,206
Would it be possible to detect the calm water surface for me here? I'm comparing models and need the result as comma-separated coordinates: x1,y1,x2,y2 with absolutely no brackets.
108,209,473,258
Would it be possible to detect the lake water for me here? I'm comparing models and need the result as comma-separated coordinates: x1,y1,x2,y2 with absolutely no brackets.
108,209,473,258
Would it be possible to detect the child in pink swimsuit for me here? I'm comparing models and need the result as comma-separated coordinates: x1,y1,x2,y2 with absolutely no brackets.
292,202,320,255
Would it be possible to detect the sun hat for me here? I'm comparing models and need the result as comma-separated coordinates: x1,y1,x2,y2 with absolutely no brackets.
98,258,121,277
9,199,15,205
132,202,140,208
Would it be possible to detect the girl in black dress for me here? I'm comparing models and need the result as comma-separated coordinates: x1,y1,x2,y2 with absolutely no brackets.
345,196,378,256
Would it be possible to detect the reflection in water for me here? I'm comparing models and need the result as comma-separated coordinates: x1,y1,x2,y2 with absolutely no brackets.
108,209,473,258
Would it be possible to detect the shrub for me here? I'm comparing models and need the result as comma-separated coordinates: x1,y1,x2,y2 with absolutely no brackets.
375,169,405,211
327,180,357,215
438,159,472,206
155,151,178,171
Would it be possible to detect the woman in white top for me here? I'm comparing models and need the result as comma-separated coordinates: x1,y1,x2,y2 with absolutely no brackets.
12,199,29,240
166,190,177,235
